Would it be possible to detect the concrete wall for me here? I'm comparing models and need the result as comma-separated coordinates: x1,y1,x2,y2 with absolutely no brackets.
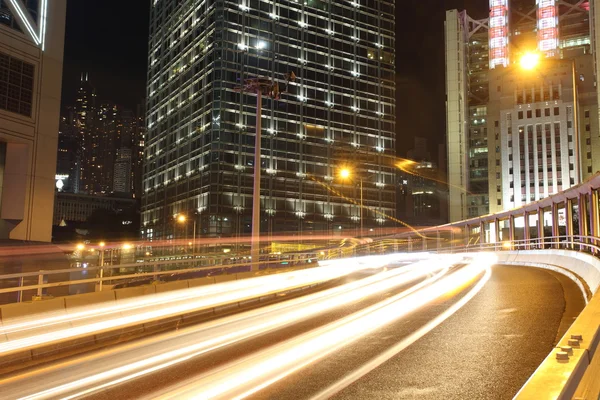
497,249,600,295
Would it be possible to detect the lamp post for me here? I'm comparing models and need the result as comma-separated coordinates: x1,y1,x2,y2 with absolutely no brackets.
235,72,296,270
176,214,197,256
339,168,364,236
98,241,105,291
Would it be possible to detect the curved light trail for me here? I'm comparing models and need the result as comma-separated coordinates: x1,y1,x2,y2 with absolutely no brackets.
0,253,496,400
150,254,496,400
0,254,416,355
0,253,455,399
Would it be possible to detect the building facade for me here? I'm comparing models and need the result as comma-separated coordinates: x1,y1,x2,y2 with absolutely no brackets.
445,0,597,221
143,0,396,241
53,192,136,226
0,0,66,242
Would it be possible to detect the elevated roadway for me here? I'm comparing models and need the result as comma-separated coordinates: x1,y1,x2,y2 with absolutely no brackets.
0,256,583,399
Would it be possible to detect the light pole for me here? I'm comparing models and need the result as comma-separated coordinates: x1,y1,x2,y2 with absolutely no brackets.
98,241,105,291
339,168,364,236
235,72,296,270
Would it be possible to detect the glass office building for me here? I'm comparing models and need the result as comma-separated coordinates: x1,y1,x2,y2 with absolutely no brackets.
143,0,396,241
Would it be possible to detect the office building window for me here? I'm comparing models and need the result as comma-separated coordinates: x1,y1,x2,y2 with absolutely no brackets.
518,111,523,119
535,109,541,118
0,51,34,116
545,108,550,117
527,110,532,119
585,110,590,118
586,124,590,132
554,107,559,116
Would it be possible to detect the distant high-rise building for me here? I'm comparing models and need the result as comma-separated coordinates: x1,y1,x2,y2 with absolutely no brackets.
445,1,597,221
0,0,66,242
113,148,132,194
143,0,396,241
56,109,80,193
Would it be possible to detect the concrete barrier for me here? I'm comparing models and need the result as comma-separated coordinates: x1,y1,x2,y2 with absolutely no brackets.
496,250,600,295
214,274,237,284
0,298,68,342
188,277,215,287
498,249,600,400
155,280,190,293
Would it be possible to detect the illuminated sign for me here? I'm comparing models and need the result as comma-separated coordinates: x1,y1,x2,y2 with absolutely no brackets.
489,0,509,69
537,0,559,56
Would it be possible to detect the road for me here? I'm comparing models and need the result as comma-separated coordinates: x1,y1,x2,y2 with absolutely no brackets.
0,258,583,399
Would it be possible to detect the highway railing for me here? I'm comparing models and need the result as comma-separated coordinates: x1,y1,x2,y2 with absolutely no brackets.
0,238,369,304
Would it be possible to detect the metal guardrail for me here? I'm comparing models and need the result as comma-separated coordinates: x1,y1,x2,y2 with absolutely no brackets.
0,239,368,303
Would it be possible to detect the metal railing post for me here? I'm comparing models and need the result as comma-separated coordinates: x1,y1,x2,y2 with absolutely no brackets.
17,276,24,303
37,271,44,298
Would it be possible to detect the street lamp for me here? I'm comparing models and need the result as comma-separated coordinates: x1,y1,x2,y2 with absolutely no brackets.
519,52,540,70
235,72,296,270
98,241,106,292
176,213,198,256
339,168,364,236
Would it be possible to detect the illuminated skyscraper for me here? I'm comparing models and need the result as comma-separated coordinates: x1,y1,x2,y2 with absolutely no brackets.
445,0,595,220
143,0,396,241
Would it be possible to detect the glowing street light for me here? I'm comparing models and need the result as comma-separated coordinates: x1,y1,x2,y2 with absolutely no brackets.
76,243,85,251
339,168,351,179
99,241,106,248
177,214,186,223
122,243,133,250
516,51,581,182
520,52,540,71
338,167,364,235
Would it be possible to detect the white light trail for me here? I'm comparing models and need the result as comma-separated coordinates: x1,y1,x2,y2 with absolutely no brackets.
0,255,405,355
0,254,455,400
151,254,496,400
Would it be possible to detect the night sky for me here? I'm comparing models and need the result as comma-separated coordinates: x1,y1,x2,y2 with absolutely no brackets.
60,0,488,159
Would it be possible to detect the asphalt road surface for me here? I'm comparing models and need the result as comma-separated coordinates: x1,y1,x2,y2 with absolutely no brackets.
0,263,584,399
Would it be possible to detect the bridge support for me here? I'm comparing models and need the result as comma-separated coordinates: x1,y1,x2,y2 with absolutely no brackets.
494,218,500,250
566,198,574,250
591,190,599,253
537,208,544,249
578,194,588,250
551,203,559,249
508,216,515,250
479,221,485,249
524,212,531,250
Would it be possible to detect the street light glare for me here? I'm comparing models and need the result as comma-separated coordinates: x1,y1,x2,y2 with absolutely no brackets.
520,52,540,70
177,215,186,223
76,243,85,251
339,168,351,179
